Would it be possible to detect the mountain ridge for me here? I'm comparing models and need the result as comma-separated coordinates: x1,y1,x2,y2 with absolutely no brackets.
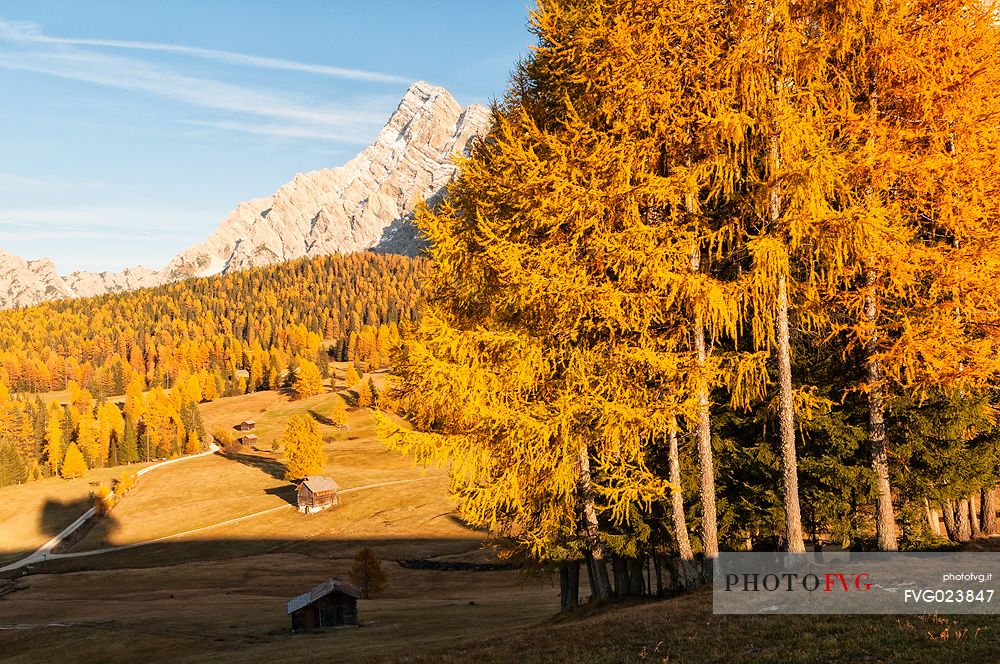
0,81,489,309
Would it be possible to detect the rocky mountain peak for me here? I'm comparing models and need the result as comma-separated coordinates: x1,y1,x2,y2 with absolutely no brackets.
0,82,491,310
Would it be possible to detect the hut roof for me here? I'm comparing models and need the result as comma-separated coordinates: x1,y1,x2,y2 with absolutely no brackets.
240,420,256,426
300,475,340,494
241,433,258,441
287,577,361,614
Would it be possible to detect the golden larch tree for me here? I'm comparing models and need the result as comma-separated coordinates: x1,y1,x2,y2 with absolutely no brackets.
281,414,325,481
292,357,325,400
60,442,88,479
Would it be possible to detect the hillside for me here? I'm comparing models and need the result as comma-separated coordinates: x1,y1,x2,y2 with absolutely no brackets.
0,371,560,663
0,81,489,310
3,372,998,664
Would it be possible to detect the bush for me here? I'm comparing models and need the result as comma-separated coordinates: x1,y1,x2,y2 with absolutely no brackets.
113,470,137,495
92,483,115,516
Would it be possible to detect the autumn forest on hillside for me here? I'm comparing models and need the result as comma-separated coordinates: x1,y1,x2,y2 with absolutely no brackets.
0,252,420,481
3,0,1000,623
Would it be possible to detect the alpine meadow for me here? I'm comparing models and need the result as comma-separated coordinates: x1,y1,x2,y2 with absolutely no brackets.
3,1,1000,662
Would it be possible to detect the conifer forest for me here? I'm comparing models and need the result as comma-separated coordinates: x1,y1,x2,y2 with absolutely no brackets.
383,0,1000,603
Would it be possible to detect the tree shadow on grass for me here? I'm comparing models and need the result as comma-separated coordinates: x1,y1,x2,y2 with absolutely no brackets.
309,409,348,428
225,452,288,481
33,496,123,558
265,485,298,507
444,514,487,532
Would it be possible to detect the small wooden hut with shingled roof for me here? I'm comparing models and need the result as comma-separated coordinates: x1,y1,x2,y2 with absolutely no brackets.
287,577,361,631
296,475,341,514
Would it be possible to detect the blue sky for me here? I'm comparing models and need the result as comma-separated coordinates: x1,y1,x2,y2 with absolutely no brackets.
0,1,534,272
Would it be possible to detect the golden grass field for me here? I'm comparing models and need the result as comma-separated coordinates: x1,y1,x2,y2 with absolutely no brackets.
4,367,1000,663
0,368,561,663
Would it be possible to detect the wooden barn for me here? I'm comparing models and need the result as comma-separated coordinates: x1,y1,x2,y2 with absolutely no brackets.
238,433,258,446
297,476,341,514
235,420,256,431
287,577,360,632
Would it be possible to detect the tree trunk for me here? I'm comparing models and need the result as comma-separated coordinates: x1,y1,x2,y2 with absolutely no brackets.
668,557,682,593
864,268,898,551
776,272,805,553
584,551,598,599
924,497,940,536
578,444,611,600
970,495,982,539
690,245,719,560
559,561,580,612
956,498,972,542
653,556,664,597
766,129,806,554
941,500,957,541
981,488,998,535
629,557,645,597
612,555,630,599
667,422,697,587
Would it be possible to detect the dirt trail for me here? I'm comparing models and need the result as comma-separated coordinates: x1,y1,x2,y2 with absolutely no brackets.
0,445,219,574
8,475,442,567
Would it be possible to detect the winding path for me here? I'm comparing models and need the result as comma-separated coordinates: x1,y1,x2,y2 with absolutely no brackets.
1,475,441,571
1,445,219,574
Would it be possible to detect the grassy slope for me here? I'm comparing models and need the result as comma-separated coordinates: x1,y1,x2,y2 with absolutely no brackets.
5,371,998,662
393,585,1000,664
0,374,562,663
0,463,153,564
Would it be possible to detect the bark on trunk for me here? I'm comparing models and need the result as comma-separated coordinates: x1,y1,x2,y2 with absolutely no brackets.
667,422,697,587
766,130,806,554
860,79,896,551
584,552,598,599
776,272,805,553
924,497,940,536
578,444,611,600
691,245,719,560
865,268,898,551
559,561,580,612
981,488,998,535
942,500,957,541
956,498,972,542
970,495,982,539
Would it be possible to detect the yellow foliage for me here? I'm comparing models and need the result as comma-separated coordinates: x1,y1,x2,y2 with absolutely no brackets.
292,357,324,400
60,442,88,479
281,414,324,481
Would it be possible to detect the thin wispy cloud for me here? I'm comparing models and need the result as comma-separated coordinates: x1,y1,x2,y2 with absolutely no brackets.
0,19,409,84
30,37,408,85
183,119,373,144
0,18,402,143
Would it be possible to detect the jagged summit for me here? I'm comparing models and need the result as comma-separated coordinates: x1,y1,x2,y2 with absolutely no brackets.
0,82,490,310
